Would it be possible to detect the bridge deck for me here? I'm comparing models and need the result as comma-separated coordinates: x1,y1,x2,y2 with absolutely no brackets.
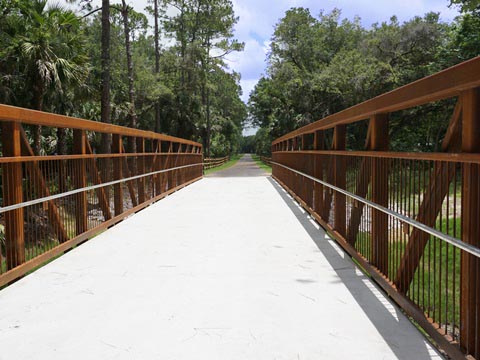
0,155,441,359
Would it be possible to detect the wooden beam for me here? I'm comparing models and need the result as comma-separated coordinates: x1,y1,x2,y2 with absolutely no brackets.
395,102,462,293
112,134,124,216
0,104,202,147
2,122,25,270
322,146,335,223
370,114,389,274
347,120,374,245
121,143,138,207
151,140,160,196
442,101,462,151
313,130,324,215
73,130,88,236
460,88,480,356
166,142,174,191
273,56,480,145
334,125,346,235
84,139,112,221
19,128,69,243
137,138,146,204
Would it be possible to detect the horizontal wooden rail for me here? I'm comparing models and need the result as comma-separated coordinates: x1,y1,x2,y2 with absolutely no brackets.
273,55,480,145
259,156,272,165
203,156,229,170
271,57,480,360
0,105,203,287
0,104,201,147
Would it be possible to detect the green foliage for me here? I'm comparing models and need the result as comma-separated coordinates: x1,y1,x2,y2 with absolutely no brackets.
1,0,90,109
450,0,480,13
248,8,477,152
159,0,245,155
0,0,247,156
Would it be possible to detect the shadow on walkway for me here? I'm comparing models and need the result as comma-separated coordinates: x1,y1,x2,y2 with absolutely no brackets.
267,177,442,360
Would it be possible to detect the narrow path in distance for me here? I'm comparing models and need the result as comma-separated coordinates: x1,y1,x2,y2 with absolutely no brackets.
206,153,268,177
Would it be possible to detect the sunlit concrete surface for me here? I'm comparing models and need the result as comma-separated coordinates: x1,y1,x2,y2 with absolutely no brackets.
0,156,442,359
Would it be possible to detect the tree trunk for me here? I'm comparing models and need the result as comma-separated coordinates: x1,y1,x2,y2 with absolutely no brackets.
57,128,67,155
121,0,137,153
206,85,211,158
154,0,161,134
57,127,68,192
32,82,44,155
205,39,211,158
101,0,111,154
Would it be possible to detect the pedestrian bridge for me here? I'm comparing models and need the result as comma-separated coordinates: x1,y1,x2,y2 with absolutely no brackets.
0,156,440,359
1,57,480,359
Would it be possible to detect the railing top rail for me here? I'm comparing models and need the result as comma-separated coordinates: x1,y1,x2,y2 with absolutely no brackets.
273,56,480,145
271,161,480,259
273,150,480,163
0,104,202,147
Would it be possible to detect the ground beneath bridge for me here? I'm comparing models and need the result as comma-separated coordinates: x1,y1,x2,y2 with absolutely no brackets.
0,155,441,359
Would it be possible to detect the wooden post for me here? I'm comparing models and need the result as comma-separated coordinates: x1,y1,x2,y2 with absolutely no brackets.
154,140,162,196
460,88,480,356
167,142,174,191
334,125,346,235
313,130,324,215
370,114,389,274
73,130,88,236
85,139,112,221
2,122,25,270
137,137,146,204
121,143,138,207
20,128,69,242
112,134,123,215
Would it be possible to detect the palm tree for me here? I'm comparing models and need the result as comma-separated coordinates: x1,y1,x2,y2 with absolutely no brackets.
17,0,89,154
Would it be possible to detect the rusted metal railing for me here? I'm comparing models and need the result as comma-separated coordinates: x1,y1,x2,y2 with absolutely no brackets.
0,104,203,287
271,56,480,359
203,156,229,170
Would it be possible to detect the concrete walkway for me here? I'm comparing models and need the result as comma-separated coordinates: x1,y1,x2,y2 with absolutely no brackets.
0,155,441,359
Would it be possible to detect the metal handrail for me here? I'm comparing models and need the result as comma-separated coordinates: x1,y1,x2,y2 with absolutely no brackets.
271,161,480,259
0,163,203,214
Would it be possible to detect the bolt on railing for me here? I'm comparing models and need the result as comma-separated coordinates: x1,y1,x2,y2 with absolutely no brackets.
271,56,480,360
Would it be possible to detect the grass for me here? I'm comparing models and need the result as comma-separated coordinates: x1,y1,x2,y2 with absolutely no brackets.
204,154,242,175
251,154,272,173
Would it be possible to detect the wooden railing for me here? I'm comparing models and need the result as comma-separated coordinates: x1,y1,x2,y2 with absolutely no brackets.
271,56,480,359
259,156,272,166
203,156,229,170
0,104,203,287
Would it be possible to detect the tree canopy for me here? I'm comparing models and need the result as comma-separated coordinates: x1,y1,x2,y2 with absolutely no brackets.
248,7,480,154
0,0,246,156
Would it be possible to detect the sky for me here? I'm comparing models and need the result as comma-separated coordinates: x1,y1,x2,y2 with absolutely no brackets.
70,0,462,135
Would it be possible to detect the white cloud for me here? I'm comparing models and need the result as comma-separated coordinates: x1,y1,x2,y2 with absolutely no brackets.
225,39,269,79
239,78,260,103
